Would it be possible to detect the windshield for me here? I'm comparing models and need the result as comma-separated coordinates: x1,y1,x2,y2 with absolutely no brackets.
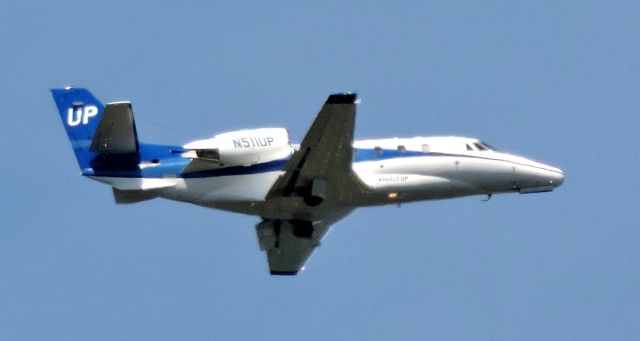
473,141,497,152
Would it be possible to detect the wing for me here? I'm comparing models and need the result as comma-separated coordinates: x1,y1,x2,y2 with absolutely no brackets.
266,93,367,204
256,93,368,275
90,102,139,154
255,219,330,275
255,210,352,275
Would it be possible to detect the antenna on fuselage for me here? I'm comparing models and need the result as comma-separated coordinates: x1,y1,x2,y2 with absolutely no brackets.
482,193,493,202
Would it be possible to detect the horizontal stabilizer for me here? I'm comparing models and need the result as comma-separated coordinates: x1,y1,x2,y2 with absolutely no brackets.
91,102,139,154
113,188,160,204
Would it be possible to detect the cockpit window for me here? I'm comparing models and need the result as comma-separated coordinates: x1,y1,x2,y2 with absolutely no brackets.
480,141,497,151
466,144,473,151
474,142,487,151
474,141,496,152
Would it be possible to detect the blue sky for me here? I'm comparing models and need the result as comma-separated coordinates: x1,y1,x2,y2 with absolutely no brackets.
1,1,639,340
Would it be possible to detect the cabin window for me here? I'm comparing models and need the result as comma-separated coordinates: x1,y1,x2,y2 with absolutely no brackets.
374,146,383,157
397,145,407,154
421,144,430,153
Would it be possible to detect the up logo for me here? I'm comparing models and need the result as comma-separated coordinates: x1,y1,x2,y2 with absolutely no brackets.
67,105,98,126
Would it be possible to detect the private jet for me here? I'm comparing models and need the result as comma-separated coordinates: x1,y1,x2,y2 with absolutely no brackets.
52,87,564,275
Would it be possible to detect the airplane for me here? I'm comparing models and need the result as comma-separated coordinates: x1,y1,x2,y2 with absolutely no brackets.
52,86,564,275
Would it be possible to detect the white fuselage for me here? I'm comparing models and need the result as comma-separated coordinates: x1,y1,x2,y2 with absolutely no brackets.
351,136,564,201
92,136,564,219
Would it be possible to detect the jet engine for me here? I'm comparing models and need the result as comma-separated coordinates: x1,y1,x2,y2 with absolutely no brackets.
183,128,291,167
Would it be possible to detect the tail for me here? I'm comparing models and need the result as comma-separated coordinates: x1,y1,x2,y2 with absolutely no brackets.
51,87,105,170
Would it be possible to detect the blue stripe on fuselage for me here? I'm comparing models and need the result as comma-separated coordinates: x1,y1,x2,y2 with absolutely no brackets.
81,143,187,178
354,148,560,174
176,147,417,178
81,146,534,179
80,146,457,179
354,148,424,162
81,143,290,178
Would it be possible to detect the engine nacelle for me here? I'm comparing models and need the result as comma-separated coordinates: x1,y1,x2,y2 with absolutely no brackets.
183,128,291,166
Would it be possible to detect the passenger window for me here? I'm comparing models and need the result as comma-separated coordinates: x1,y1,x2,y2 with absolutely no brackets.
397,145,407,154
421,144,430,153
374,146,383,157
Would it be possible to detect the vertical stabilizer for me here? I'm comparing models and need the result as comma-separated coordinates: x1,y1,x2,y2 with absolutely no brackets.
51,87,105,170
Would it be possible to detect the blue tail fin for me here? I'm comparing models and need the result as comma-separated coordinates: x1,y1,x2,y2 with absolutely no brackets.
51,87,105,170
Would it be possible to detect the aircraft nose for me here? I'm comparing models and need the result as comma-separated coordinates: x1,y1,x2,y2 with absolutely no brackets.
549,168,564,188
513,157,565,193
535,162,564,189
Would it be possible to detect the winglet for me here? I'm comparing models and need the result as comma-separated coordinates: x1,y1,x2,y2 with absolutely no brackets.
270,271,299,276
326,93,357,104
